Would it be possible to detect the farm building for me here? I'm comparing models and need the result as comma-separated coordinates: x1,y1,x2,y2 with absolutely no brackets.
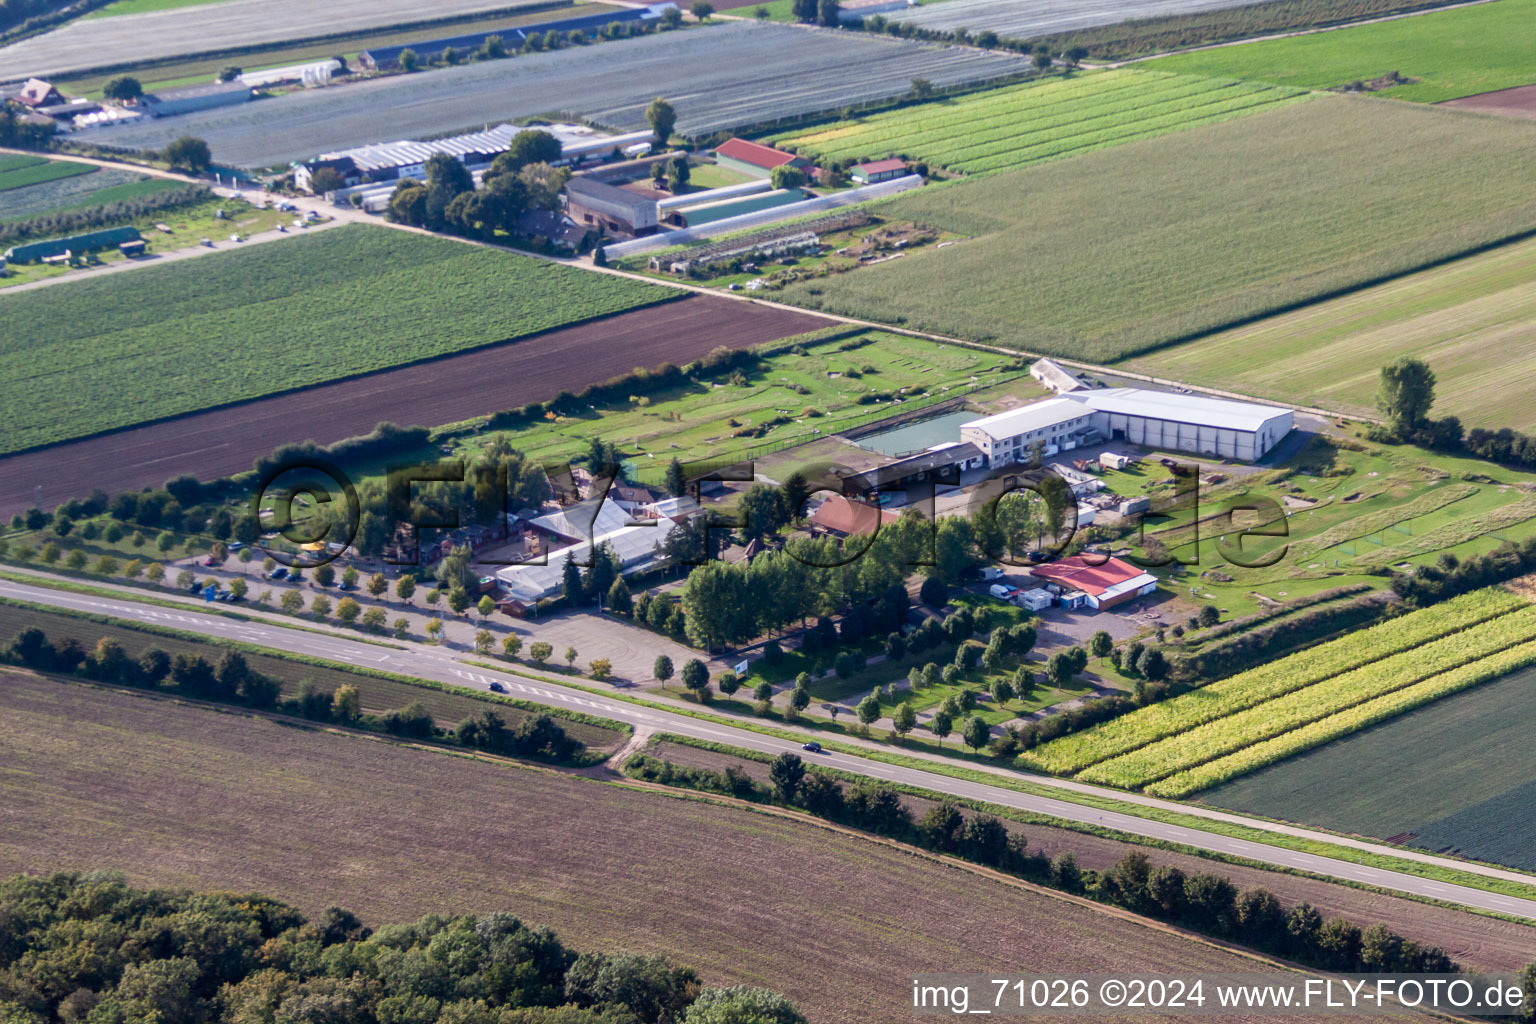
665,187,808,227
564,176,658,235
849,158,908,183
1029,555,1158,611
494,498,676,605
357,4,677,69
297,123,652,192
1061,388,1293,461
846,441,983,493
1029,358,1085,394
808,494,898,538
713,138,811,178
140,80,253,117
961,398,1099,467
239,59,341,88
15,78,63,107
961,388,1294,466
4,226,142,263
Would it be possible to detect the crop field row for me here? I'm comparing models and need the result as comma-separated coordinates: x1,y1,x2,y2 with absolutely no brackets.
1021,587,1525,775
0,224,675,454
774,70,1307,174
1149,640,1536,798
777,97,1536,363
1080,603,1536,789
1124,234,1536,433
0,158,94,193
0,168,177,223
883,0,1271,41
74,23,1026,167
0,0,553,79
1143,0,1536,103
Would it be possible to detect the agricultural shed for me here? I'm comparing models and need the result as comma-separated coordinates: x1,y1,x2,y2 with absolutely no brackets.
845,441,983,492
141,80,252,117
565,175,659,235
1029,555,1158,611
1061,387,1293,461
667,188,807,227
1029,358,1085,393
713,137,809,177
5,226,141,263
849,157,908,183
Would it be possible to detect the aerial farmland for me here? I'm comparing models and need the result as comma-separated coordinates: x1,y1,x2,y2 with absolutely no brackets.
5,0,1536,1016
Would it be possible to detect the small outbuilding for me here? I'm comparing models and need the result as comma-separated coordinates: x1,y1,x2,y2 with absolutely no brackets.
849,158,908,184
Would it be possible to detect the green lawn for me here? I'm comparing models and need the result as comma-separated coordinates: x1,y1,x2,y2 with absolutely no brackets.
771,69,1310,176
776,96,1536,363
1142,0,1536,102
0,224,674,454
454,330,1014,484
1123,235,1536,432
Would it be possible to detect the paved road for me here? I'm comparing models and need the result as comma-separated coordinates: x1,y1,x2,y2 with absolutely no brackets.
5,573,1536,922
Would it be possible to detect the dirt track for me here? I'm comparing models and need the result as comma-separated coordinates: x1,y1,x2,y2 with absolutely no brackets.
0,297,831,516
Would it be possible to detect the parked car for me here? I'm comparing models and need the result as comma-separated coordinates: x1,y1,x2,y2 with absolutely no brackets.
268,567,289,579
801,741,823,753
202,556,220,567
228,542,244,551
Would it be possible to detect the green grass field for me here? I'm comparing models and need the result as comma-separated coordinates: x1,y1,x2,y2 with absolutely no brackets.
1142,0,1536,102
1123,235,1536,431
0,224,674,454
771,70,1310,175
1199,665,1536,860
0,156,95,193
455,330,1015,482
777,96,1536,363
87,0,237,15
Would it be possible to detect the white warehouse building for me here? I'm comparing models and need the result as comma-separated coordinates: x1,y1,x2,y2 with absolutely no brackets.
961,388,1293,466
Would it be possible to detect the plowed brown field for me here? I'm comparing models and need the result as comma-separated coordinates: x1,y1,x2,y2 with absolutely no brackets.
0,296,831,516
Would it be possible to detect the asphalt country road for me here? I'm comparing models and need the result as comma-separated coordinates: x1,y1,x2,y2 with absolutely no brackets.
4,575,1536,923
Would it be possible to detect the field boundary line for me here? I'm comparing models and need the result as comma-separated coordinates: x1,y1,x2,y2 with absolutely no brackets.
1102,0,1501,67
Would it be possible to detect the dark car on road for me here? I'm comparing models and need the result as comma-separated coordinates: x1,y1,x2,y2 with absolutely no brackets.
801,741,823,753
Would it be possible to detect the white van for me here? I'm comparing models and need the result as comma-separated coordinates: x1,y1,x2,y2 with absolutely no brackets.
988,583,1019,600
978,567,1005,582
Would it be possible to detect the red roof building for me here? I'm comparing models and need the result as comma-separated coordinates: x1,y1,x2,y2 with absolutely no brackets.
1028,555,1159,610
808,495,898,538
714,137,811,176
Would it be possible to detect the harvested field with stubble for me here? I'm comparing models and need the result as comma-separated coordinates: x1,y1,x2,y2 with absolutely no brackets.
0,295,830,517
777,96,1536,363
648,741,1536,972
0,224,676,456
0,672,1320,1023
